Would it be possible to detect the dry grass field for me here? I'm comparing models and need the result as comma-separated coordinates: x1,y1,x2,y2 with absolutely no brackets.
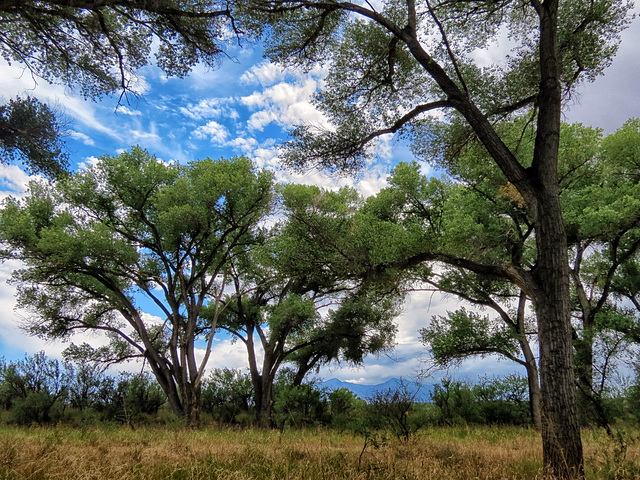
0,425,637,480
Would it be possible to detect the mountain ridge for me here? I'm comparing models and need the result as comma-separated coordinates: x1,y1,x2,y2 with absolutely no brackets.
318,377,432,403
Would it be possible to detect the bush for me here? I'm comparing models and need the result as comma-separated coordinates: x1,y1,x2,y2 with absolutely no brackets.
201,368,254,424
431,375,531,426
271,372,327,430
431,379,482,425
0,352,70,425
96,373,166,425
328,388,363,431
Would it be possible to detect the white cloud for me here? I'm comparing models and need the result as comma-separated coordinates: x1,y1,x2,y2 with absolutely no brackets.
77,156,100,171
0,165,34,200
127,73,150,95
140,312,164,326
227,136,259,154
205,337,253,372
275,162,389,199
241,77,328,131
178,97,237,121
67,130,95,146
344,378,368,384
192,120,230,144
240,62,287,86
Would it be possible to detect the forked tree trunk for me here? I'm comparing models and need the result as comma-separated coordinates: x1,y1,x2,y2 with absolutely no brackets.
256,376,274,428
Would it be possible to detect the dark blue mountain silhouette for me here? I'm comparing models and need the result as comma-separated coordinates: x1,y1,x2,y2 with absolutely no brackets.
318,378,432,403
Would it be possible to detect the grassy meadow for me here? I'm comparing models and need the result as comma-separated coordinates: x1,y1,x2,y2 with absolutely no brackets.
0,425,638,480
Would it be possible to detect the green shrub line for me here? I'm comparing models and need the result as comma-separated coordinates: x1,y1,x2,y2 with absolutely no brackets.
1,353,638,432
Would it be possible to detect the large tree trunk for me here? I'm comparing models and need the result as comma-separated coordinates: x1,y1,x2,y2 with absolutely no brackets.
145,352,189,421
533,206,583,478
256,375,274,428
247,335,276,428
530,2,583,477
182,382,201,427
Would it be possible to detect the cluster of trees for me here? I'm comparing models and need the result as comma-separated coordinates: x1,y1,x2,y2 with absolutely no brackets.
414,118,640,433
0,149,398,426
0,1,637,478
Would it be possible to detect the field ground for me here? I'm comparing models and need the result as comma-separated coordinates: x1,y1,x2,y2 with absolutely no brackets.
0,425,638,479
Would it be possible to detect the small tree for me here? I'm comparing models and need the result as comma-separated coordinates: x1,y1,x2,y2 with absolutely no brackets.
368,380,420,442
201,368,255,424
431,379,482,426
271,370,327,431
218,184,399,427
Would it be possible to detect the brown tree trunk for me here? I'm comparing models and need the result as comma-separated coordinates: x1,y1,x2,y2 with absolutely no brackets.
530,2,583,477
532,199,583,479
256,375,274,428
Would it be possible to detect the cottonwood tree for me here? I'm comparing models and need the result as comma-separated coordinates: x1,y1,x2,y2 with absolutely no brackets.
217,184,398,426
0,147,274,424
371,120,639,436
247,0,631,470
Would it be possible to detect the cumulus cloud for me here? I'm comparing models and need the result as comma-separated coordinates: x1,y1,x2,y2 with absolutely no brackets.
0,165,34,199
77,156,100,171
241,77,328,131
205,336,254,372
275,161,389,199
178,97,237,121
192,120,230,144
227,136,259,154
240,62,287,86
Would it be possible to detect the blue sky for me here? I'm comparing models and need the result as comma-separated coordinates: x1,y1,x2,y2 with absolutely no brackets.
0,14,639,385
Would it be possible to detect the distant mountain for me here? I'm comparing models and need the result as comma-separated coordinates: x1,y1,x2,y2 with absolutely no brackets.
318,378,433,403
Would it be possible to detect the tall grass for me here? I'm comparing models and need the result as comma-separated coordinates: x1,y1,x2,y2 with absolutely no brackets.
0,424,637,479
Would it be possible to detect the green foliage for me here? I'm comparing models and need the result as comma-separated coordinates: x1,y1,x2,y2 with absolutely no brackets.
431,376,531,427
0,147,274,420
0,352,70,425
0,97,69,178
0,0,245,99
95,373,167,425
421,308,520,367
271,371,327,430
431,379,482,426
215,182,403,426
201,369,255,424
